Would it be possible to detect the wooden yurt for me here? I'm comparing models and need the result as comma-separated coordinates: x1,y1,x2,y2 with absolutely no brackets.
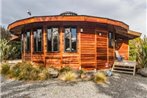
8,11,141,70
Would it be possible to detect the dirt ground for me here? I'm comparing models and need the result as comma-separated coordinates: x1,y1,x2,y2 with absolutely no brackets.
1,73,147,98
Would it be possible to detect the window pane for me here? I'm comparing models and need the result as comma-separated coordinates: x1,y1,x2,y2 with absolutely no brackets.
71,28,77,52
26,31,30,52
47,28,59,52
37,29,42,51
47,28,52,52
52,28,59,51
34,31,37,52
109,32,113,47
64,28,70,52
21,34,23,52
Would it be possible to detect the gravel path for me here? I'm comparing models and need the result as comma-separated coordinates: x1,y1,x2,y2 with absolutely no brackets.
1,73,147,98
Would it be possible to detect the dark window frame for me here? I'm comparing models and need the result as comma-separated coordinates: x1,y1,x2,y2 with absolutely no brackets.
33,28,43,52
64,27,77,53
47,27,60,52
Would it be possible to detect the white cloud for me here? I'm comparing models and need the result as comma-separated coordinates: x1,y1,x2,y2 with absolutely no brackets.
1,0,147,35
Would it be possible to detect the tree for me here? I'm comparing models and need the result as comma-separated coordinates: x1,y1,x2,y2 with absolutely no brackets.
0,26,11,40
0,39,17,62
136,36,147,68
129,38,141,61
129,36,147,68
0,26,21,61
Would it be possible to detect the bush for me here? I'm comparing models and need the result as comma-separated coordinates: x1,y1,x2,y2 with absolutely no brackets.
129,36,147,68
136,36,147,68
38,69,49,80
60,71,77,82
0,39,17,62
8,41,21,60
17,62,33,80
9,62,21,77
1,63,10,75
60,66,73,73
93,72,107,84
2,61,49,81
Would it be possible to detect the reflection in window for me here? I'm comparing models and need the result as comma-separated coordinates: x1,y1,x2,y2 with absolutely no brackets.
109,32,113,48
47,28,59,52
21,34,24,53
64,27,77,52
25,31,30,52
34,29,42,52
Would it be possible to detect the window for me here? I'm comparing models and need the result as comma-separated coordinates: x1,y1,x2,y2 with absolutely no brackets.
21,33,24,53
109,32,113,48
47,28,59,52
64,27,77,52
34,29,42,52
25,31,30,52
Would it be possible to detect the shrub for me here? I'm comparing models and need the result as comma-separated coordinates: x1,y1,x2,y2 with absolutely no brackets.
129,38,140,61
60,71,77,82
77,69,85,75
129,36,147,68
0,39,17,62
9,62,21,77
1,63,10,75
7,61,49,80
60,66,73,73
38,69,49,80
17,62,33,80
136,36,147,68
93,72,107,84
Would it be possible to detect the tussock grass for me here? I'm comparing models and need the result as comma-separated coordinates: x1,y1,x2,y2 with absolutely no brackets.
93,72,107,84
60,71,77,82
1,61,49,81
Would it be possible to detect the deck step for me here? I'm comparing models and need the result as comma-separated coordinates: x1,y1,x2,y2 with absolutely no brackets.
112,70,134,74
112,61,136,76
113,67,134,70
114,65,134,68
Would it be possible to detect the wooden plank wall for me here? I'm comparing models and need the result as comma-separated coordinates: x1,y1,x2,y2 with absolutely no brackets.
45,53,61,68
32,54,44,63
22,23,127,70
24,54,31,61
45,26,80,69
62,54,79,69
81,26,96,70
117,40,129,60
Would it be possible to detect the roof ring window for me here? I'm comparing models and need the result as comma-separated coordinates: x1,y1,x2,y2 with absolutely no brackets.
60,11,78,16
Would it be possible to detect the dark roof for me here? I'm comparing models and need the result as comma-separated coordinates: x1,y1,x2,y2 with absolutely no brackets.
60,11,78,16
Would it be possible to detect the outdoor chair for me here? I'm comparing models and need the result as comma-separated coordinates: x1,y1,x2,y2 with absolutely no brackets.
115,51,123,61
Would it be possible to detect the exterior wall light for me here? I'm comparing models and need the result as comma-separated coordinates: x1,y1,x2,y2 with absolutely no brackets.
99,32,102,36
80,28,83,32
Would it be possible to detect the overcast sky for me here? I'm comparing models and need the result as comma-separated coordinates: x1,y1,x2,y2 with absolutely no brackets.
1,0,147,35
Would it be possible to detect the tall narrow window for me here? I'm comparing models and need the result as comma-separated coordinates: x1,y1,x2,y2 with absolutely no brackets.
25,31,30,52
47,28,59,52
34,29,42,52
109,32,113,48
64,27,77,52
21,33,24,53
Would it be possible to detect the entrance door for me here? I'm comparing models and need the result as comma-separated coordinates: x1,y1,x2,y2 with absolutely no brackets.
96,31,108,69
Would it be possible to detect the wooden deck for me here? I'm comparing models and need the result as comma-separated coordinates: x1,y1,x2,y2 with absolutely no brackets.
112,60,136,75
